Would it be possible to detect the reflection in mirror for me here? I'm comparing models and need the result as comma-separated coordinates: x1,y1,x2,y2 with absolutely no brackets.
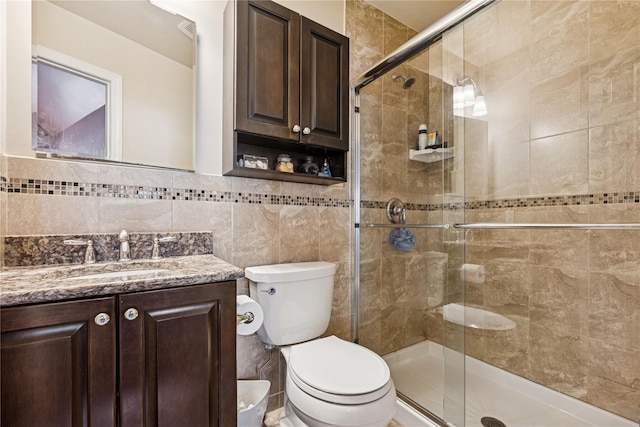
31,0,196,171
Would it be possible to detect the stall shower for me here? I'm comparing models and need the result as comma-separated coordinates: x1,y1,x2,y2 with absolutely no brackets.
350,0,640,426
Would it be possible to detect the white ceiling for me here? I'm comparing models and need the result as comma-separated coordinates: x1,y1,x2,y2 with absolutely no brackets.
364,0,465,32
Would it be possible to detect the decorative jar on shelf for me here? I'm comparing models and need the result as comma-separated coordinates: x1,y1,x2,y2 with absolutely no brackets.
298,156,319,175
275,154,294,173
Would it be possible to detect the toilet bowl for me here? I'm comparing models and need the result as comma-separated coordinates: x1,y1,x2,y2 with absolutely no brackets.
245,262,397,427
279,336,396,427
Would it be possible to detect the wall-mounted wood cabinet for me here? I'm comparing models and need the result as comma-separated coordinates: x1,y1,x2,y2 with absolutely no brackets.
223,0,349,185
1,282,236,427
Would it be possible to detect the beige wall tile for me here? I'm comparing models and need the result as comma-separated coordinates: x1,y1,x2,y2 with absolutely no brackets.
528,324,588,400
172,200,232,262
589,47,640,128
98,198,172,234
487,140,530,199
530,266,589,336
589,119,640,194
345,0,384,55
530,229,589,270
318,207,351,263
530,130,589,196
231,203,280,269
589,0,640,64
587,375,640,422
484,260,531,318
530,1,589,81
589,229,640,273
277,205,321,263
99,163,174,188
383,14,408,56
8,157,101,182
7,193,99,235
587,338,640,418
530,66,589,140
589,272,640,350
483,317,529,377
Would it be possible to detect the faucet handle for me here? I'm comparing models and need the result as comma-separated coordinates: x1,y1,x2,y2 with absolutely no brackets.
64,239,96,264
151,236,177,260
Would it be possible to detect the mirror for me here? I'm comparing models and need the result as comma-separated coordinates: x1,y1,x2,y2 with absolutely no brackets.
32,0,196,171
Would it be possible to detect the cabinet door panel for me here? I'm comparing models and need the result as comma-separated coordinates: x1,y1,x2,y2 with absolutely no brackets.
236,0,299,141
119,283,236,427
300,17,349,150
1,298,116,427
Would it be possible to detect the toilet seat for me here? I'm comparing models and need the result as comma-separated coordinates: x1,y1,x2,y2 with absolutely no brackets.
287,336,393,405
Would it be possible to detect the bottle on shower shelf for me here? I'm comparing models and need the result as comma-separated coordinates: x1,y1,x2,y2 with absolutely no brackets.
418,124,428,150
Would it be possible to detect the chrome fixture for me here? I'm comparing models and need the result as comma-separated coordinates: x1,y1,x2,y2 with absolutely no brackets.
354,0,495,90
391,74,416,89
365,223,450,229
386,198,407,224
453,77,487,116
151,235,177,260
63,239,96,264
453,222,640,230
236,312,256,325
118,229,131,262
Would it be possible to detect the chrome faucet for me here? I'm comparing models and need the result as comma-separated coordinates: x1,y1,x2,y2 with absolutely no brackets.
64,239,96,264
151,235,177,260
118,229,131,262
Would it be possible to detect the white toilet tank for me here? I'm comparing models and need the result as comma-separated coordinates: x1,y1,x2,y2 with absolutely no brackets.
246,262,337,346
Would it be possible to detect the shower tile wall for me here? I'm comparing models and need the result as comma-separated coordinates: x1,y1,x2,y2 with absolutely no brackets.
459,1,639,421
348,0,456,355
2,156,352,411
354,0,639,422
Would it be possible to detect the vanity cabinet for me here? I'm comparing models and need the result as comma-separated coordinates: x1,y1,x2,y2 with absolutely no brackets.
1,282,236,427
1,297,117,426
223,0,350,184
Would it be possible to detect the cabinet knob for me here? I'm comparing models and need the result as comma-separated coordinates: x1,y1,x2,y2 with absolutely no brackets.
94,313,111,326
124,308,139,321
302,127,311,135
292,125,301,133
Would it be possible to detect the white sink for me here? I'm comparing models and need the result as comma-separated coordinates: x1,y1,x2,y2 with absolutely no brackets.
67,269,170,280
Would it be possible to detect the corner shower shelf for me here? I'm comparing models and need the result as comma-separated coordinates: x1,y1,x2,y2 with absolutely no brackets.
409,148,454,163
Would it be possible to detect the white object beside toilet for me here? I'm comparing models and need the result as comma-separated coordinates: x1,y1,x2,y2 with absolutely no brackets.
238,380,270,427
245,262,396,427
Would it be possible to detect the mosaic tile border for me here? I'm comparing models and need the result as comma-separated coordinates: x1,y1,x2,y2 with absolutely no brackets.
362,191,640,211
3,177,351,208
3,175,638,210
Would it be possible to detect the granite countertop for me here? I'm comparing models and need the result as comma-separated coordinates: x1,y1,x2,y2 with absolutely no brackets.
0,255,244,307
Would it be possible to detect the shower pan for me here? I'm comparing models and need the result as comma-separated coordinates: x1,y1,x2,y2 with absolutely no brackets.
351,0,640,426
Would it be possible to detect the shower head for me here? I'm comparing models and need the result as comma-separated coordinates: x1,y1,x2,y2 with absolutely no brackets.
391,74,416,89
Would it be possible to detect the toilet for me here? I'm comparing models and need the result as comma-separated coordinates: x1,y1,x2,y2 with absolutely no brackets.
245,261,396,427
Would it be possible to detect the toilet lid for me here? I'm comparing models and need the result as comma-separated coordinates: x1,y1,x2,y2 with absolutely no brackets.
289,336,390,396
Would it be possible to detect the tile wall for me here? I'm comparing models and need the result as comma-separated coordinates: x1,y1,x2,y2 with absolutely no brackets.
1,155,352,411
352,0,639,421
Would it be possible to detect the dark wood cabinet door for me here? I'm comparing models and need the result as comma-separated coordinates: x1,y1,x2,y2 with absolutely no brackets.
300,17,349,150
1,297,117,427
236,0,300,141
118,282,236,427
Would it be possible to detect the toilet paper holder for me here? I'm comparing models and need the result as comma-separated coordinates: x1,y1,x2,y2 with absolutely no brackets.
236,312,256,325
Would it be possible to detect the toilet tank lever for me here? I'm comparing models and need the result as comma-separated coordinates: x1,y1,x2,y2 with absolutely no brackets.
260,287,276,295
